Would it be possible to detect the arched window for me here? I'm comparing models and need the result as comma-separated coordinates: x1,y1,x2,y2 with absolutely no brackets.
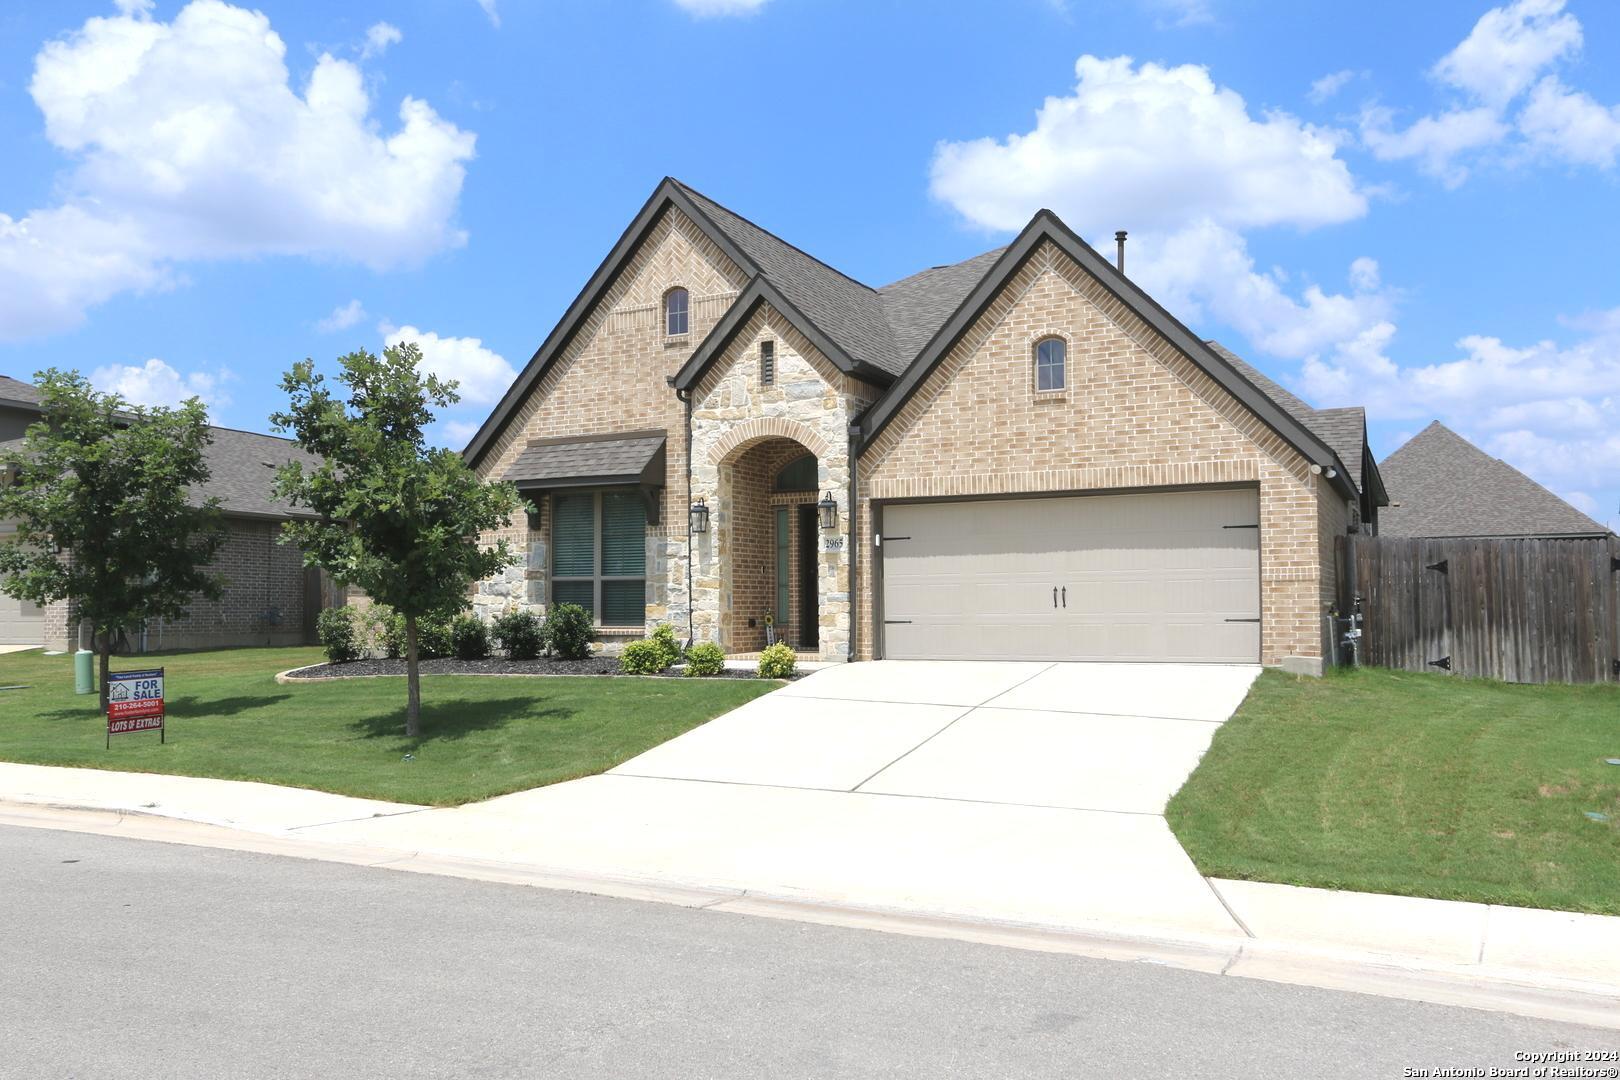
1035,337,1066,392
773,453,817,492
664,288,689,337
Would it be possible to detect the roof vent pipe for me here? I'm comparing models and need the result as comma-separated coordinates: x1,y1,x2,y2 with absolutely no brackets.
1115,230,1127,274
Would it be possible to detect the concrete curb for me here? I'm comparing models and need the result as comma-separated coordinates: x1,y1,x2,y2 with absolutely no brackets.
5,800,1617,1031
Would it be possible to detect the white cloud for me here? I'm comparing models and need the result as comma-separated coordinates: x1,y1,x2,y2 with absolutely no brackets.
442,418,482,448
382,324,516,406
91,357,231,409
1308,69,1357,104
1141,0,1214,27
672,0,770,14
1302,314,1620,507
360,21,402,60
1360,105,1508,186
931,55,1366,237
1360,0,1620,183
475,0,500,28
1517,76,1620,167
1126,223,1391,360
931,54,1389,379
0,0,475,342
1431,0,1581,107
316,298,367,333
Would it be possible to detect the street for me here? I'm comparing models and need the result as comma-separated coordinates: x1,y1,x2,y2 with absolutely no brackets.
1,824,1615,1079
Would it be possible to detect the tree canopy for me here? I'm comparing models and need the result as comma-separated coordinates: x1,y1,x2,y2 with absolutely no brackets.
272,344,523,736
0,369,226,707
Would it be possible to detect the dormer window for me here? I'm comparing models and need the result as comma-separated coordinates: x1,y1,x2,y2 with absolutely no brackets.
664,288,689,337
1035,337,1066,392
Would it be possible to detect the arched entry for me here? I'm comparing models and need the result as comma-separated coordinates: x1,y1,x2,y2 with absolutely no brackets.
713,435,822,654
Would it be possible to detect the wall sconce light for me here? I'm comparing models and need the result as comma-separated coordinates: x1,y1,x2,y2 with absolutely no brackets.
689,497,709,535
817,491,838,532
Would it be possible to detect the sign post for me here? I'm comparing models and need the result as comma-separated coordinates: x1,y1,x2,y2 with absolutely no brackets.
106,667,165,749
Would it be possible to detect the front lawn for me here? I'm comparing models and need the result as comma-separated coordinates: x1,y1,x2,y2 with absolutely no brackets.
0,647,777,806
1167,667,1620,915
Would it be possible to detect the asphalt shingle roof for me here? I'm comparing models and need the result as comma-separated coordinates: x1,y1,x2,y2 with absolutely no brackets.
878,248,1010,362
1378,422,1608,538
1,379,318,519
675,182,908,378
1204,341,1368,492
502,433,666,487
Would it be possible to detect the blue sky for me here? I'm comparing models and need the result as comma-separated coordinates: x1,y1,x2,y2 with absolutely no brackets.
2,0,1617,529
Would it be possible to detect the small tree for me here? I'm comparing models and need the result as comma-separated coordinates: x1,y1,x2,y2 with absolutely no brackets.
0,369,226,709
272,345,523,737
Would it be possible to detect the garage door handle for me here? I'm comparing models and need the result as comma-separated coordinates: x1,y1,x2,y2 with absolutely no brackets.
1062,586,1067,608
1052,586,1058,609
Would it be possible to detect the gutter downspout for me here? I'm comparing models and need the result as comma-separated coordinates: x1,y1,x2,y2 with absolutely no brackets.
847,416,862,663
680,386,696,651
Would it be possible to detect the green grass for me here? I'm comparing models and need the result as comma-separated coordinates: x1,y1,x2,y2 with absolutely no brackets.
1166,667,1620,915
0,647,778,806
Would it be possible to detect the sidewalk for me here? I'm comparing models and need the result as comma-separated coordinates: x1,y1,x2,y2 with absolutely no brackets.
2,760,1617,1029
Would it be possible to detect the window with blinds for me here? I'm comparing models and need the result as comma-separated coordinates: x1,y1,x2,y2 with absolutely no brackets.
549,490,647,627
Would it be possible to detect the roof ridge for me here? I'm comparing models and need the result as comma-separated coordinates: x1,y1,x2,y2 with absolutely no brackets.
879,246,1008,293
670,178,877,295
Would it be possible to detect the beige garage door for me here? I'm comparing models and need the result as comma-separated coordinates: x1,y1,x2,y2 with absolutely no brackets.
879,488,1261,663
0,524,43,646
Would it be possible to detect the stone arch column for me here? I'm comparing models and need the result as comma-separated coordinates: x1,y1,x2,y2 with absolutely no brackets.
690,416,851,661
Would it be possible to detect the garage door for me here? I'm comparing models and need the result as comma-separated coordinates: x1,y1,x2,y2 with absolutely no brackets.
0,523,44,647
879,488,1260,663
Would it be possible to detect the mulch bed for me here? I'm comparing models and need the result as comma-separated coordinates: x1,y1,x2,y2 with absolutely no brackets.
282,656,791,681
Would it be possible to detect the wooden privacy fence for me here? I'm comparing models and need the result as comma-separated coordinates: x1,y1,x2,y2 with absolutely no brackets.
1336,534,1620,684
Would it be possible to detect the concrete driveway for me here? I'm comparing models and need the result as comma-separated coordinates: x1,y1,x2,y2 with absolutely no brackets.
617,661,1259,815
318,660,1263,942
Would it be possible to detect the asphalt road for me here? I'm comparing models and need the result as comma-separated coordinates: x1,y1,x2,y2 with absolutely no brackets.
1,825,1616,1080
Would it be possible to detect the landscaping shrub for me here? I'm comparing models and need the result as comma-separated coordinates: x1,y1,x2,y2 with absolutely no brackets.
449,613,491,661
367,605,406,659
544,603,593,660
491,608,544,660
650,624,682,669
683,641,726,677
618,638,670,675
316,606,362,664
757,641,796,679
415,612,455,659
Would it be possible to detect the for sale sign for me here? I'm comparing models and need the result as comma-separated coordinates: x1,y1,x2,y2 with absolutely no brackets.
107,667,164,746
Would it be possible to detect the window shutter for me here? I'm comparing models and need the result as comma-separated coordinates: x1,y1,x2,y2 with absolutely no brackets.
552,494,596,577
601,492,646,576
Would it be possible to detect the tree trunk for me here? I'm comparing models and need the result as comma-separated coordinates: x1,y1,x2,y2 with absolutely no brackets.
404,613,421,739
97,631,111,713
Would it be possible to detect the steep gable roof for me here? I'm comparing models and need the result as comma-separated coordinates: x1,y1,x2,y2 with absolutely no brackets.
1205,341,1379,499
853,211,1362,501
674,182,907,377
1378,422,1608,538
468,180,1370,502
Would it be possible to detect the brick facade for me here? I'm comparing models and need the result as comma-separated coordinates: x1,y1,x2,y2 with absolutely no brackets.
856,241,1345,670
470,208,1351,672
43,517,317,652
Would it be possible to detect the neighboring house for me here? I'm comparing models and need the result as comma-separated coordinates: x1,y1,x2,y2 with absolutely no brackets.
463,178,1386,674
1379,421,1611,539
0,374,334,651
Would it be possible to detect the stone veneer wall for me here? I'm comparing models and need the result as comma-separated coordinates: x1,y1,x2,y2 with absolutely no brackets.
468,207,748,644
855,240,1343,670
689,306,878,661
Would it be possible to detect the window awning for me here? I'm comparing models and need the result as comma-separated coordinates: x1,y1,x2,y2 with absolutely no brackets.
502,431,666,521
